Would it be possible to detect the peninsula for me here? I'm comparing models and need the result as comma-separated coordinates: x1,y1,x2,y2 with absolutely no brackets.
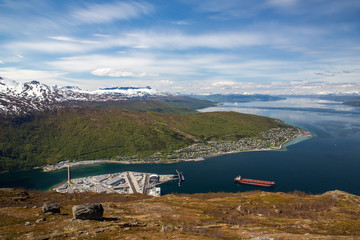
1,105,311,171
44,126,311,172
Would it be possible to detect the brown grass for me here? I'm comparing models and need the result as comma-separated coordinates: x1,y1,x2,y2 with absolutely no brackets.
1,189,360,239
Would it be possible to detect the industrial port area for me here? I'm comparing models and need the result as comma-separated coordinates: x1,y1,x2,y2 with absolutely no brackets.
53,170,184,197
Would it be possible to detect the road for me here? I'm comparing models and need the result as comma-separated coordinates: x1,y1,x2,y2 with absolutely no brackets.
126,172,137,194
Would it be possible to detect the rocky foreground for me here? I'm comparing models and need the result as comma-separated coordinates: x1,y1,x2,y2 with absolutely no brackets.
1,189,360,239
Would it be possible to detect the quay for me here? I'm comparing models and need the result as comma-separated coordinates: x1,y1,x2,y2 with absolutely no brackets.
176,169,185,186
52,170,181,197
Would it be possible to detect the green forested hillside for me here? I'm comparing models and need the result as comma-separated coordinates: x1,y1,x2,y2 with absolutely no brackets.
0,107,286,170
70,99,196,113
69,96,216,113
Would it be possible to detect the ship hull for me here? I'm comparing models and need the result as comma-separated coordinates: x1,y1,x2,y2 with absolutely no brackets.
234,177,275,187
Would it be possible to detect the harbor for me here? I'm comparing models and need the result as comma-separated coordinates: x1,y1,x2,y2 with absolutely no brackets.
53,170,184,197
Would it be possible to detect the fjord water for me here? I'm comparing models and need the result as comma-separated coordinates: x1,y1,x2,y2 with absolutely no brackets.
1,97,360,195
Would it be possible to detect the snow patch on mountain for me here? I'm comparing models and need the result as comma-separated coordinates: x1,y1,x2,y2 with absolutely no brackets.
0,77,170,116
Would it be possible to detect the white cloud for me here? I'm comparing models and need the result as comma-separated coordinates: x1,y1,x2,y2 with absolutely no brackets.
131,31,266,49
0,60,3,64
4,23,331,57
7,31,267,55
189,80,360,95
211,81,237,88
90,68,158,77
71,1,154,24
93,34,111,38
132,44,150,49
159,80,174,85
0,67,65,82
48,36,74,42
6,41,90,54
46,51,360,88
48,36,99,44
48,54,153,72
171,20,189,25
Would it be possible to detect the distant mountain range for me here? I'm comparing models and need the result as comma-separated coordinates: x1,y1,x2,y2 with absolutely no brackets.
4,77,357,117
189,94,285,103
0,77,170,116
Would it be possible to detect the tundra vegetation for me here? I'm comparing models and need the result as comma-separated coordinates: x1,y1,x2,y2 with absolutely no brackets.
0,188,359,239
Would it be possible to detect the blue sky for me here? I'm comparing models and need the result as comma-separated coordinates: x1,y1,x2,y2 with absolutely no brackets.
0,0,360,94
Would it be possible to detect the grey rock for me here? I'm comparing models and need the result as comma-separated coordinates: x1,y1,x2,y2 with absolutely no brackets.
36,218,46,223
236,205,243,212
25,222,31,226
42,202,60,214
160,224,175,233
72,203,103,220
274,208,282,214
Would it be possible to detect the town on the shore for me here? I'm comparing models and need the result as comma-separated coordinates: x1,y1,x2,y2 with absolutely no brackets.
44,127,312,172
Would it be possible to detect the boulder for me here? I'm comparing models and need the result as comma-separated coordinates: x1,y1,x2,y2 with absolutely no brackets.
36,218,46,223
42,202,60,214
160,224,175,233
72,203,103,220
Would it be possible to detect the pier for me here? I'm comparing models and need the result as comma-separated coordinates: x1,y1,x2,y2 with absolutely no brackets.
176,169,185,186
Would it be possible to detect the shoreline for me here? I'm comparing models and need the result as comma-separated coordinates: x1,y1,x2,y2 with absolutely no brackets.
42,131,313,172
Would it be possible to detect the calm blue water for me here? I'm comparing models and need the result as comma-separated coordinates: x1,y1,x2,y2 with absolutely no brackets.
1,97,360,195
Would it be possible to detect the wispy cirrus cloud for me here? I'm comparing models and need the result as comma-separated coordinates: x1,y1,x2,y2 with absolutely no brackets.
193,79,360,95
3,31,267,57
93,34,111,38
183,0,360,20
48,36,99,44
71,1,154,24
130,31,266,49
46,51,360,85
4,21,332,57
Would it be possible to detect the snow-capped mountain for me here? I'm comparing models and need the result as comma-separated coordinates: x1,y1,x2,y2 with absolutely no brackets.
61,86,166,99
0,77,170,116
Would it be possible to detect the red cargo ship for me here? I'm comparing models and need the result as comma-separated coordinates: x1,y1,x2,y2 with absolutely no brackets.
234,176,275,187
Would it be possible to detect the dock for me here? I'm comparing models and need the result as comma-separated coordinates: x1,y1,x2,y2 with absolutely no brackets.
176,169,185,186
52,170,181,197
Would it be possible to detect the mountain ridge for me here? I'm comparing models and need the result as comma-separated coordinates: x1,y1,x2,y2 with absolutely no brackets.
0,77,171,116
